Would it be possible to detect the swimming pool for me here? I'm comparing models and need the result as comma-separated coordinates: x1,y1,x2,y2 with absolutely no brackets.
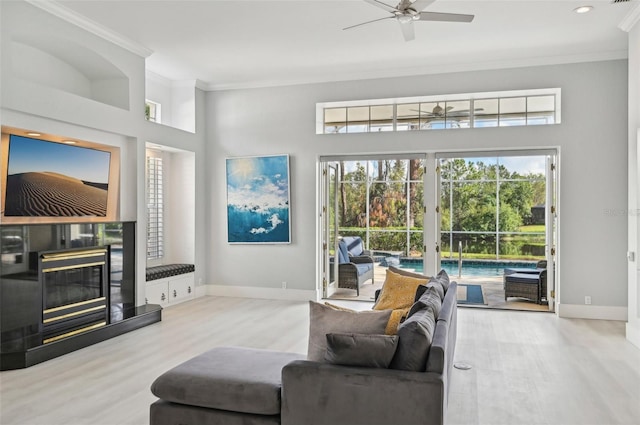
398,258,538,277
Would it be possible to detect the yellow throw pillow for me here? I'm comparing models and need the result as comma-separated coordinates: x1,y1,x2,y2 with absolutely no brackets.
385,308,410,335
374,269,429,311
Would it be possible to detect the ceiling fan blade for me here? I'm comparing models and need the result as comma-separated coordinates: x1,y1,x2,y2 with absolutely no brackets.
448,108,485,113
344,16,394,31
398,20,415,41
363,0,399,13
407,0,436,12
419,12,474,23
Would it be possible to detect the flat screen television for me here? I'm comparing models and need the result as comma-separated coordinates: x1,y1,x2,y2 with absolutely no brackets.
0,127,120,224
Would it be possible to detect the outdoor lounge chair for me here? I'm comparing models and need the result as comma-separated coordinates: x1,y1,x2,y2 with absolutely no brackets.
330,238,374,296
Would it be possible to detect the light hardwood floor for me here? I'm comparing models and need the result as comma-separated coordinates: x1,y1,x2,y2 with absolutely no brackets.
1,296,639,425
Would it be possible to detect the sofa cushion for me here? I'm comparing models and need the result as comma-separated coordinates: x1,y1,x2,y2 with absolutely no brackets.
337,240,349,264
385,307,411,335
433,269,451,292
354,263,373,275
373,269,429,311
150,347,304,415
408,285,443,320
308,301,391,362
146,263,195,281
414,281,445,302
324,333,398,368
342,236,365,256
389,299,438,372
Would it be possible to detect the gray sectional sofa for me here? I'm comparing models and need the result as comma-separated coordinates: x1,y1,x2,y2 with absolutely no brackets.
150,273,457,425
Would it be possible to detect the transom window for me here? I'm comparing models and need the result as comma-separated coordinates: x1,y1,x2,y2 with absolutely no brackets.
318,89,560,134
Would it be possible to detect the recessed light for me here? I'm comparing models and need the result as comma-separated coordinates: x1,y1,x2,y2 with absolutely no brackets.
574,5,593,13
62,140,77,145
26,132,41,137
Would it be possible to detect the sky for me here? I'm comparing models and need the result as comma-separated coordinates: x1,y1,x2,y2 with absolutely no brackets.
226,155,289,212
8,135,111,184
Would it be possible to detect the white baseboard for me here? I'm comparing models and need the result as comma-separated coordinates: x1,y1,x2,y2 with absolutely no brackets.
195,285,208,299
557,303,627,321
626,322,640,349
204,284,318,301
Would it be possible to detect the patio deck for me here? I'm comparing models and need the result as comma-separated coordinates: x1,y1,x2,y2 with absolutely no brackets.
327,263,549,312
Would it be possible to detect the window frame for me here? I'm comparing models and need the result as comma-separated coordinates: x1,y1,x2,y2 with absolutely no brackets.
146,154,164,261
317,88,560,134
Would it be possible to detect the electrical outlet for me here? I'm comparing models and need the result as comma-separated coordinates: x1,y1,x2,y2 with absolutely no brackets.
585,296,592,305
282,281,287,289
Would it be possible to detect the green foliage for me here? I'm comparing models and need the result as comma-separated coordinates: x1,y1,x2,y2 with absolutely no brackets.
441,158,545,233
335,157,545,260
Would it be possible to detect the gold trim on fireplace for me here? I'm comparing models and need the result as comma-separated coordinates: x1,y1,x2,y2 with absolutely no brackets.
43,305,106,324
44,297,107,314
42,261,105,273
43,322,107,344
41,249,107,262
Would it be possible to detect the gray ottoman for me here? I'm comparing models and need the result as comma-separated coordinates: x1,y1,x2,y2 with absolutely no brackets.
150,346,305,425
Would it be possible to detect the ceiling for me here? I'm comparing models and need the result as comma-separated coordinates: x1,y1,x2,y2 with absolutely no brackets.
55,0,639,90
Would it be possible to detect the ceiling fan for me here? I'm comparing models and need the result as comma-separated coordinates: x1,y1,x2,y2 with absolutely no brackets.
413,102,484,118
345,0,474,41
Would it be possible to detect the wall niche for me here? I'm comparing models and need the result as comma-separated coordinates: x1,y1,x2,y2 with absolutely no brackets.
11,36,130,110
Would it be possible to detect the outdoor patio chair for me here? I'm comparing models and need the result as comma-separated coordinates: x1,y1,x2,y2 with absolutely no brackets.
341,236,372,257
504,267,547,304
330,238,374,296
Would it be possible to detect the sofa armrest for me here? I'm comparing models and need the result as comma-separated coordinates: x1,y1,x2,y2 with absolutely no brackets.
281,360,445,425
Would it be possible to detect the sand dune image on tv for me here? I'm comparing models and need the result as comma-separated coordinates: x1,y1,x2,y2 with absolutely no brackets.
5,171,108,217
1,128,120,223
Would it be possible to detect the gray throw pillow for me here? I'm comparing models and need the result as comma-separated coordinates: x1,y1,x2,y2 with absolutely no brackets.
414,281,444,302
389,302,438,371
435,269,450,292
407,285,443,320
307,301,392,362
324,333,399,368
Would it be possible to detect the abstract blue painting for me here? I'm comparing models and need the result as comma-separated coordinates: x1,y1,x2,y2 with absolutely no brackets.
226,155,291,244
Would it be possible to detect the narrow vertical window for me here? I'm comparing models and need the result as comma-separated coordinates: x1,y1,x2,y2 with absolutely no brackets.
147,156,164,260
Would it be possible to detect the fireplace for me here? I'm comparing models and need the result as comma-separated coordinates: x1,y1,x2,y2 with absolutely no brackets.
1,221,162,370
39,248,109,344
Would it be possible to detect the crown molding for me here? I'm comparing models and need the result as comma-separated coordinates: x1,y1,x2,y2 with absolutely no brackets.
146,71,208,91
25,0,153,58
619,3,640,32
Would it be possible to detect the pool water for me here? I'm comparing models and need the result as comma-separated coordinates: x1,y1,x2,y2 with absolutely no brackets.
398,259,538,277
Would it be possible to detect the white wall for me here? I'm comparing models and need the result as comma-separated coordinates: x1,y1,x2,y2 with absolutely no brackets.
145,72,197,133
627,19,640,347
146,71,173,125
206,60,629,319
0,1,208,305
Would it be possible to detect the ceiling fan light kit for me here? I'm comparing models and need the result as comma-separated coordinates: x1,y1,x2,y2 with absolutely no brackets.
345,0,475,41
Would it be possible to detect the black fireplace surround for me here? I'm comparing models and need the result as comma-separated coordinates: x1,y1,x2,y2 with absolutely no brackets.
0,222,161,370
